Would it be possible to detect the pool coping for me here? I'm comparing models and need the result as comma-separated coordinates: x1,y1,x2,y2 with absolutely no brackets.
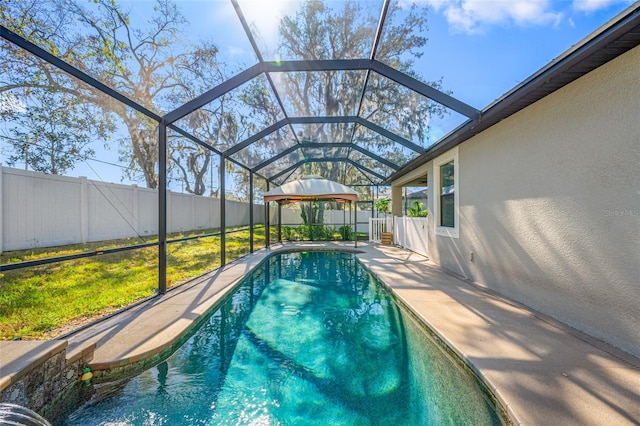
355,244,640,426
2,242,639,425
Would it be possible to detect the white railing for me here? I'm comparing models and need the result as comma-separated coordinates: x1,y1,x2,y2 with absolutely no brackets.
368,217,392,243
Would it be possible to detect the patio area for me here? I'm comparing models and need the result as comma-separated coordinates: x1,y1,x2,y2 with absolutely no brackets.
2,242,638,425
1,1,639,423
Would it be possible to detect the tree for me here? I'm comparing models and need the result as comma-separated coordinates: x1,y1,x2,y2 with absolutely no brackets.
0,89,113,174
375,197,390,218
0,0,225,190
374,197,391,232
243,0,447,187
280,0,444,181
407,200,428,217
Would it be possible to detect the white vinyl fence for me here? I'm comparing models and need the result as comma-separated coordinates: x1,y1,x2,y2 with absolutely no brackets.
394,216,428,257
369,215,429,257
0,166,264,252
271,205,372,233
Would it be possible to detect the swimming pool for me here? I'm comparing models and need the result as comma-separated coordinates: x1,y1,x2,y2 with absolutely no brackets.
63,251,504,425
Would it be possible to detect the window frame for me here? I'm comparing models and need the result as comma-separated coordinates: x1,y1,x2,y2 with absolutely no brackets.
434,147,459,238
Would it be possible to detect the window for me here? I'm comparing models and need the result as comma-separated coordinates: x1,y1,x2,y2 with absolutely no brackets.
434,147,459,238
440,161,455,227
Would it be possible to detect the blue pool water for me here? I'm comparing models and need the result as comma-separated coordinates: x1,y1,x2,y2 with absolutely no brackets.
63,251,503,425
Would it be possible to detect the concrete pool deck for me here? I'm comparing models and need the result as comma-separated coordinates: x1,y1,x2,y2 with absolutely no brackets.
1,242,639,424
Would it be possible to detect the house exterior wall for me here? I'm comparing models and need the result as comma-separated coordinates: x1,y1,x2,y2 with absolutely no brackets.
393,44,640,357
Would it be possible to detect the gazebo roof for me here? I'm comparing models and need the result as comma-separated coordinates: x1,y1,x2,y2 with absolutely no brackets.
264,175,357,204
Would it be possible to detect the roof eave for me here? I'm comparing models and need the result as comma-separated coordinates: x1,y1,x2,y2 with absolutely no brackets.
384,3,640,185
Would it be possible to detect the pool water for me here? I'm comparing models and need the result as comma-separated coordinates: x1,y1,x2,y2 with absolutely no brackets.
63,251,503,425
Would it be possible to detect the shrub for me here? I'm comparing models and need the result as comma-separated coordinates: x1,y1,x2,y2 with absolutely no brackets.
339,225,352,240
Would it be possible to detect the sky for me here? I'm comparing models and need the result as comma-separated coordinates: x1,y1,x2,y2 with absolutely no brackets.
1,0,636,191
166,0,637,141
410,0,637,107
174,0,637,110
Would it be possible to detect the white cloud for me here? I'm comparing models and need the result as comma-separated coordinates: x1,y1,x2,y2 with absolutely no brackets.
415,0,563,34
572,0,633,13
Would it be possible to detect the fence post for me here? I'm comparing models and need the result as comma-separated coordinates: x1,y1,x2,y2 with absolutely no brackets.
80,176,88,244
132,184,139,236
191,193,196,231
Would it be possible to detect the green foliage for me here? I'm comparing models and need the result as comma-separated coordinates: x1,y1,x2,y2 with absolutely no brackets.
407,200,428,217
1,89,114,174
281,226,296,241
300,201,325,226
375,197,391,215
1,0,223,190
339,225,353,241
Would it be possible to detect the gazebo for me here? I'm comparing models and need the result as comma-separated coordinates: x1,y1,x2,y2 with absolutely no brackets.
263,176,358,247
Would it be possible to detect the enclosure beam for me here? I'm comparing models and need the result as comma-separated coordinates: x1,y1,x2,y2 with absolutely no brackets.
251,142,399,175
0,165,3,255
220,156,226,266
265,182,270,248
268,162,303,182
266,158,351,182
167,125,269,183
263,59,371,72
251,145,300,173
224,119,288,156
158,121,168,294
356,118,424,153
249,171,254,253
266,158,387,183
0,26,162,123
234,115,416,172
353,200,358,248
371,60,481,120
288,116,358,124
163,63,264,125
347,160,386,181
231,0,301,148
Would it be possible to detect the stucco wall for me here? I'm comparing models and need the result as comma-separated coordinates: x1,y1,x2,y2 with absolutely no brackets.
395,45,640,357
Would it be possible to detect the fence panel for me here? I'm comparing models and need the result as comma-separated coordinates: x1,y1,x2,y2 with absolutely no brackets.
402,217,429,257
0,166,262,252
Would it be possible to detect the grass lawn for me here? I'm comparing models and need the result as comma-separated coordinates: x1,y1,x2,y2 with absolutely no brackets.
0,227,267,340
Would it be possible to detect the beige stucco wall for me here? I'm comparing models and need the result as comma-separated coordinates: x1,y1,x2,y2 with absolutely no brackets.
394,44,640,357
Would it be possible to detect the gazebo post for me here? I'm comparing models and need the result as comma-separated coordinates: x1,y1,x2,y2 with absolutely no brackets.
277,203,282,243
354,200,357,248
265,182,270,248
343,202,346,242
308,201,313,242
